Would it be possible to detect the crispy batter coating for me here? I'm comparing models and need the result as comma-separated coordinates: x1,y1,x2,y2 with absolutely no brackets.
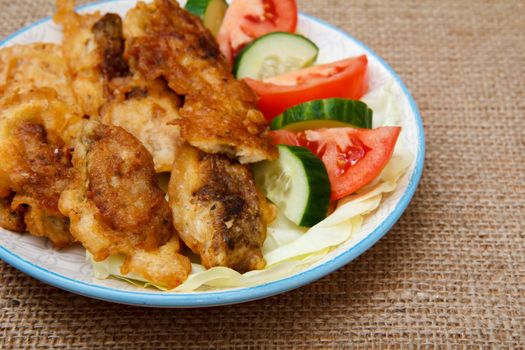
0,41,86,247
101,76,183,172
54,0,107,116
0,106,74,247
0,0,278,284
124,0,277,163
56,1,182,173
0,88,82,142
0,195,25,232
0,43,80,113
59,120,191,288
169,143,273,272
92,13,130,80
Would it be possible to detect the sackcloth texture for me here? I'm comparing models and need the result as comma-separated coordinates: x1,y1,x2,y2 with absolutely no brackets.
0,0,524,348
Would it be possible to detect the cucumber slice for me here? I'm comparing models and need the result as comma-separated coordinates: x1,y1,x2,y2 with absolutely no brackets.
185,0,228,37
271,98,373,131
253,145,331,227
234,32,319,80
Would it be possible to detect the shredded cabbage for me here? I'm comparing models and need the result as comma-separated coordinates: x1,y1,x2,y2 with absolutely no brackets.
88,79,413,292
362,81,404,128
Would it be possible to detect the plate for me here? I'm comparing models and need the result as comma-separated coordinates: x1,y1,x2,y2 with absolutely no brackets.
0,0,424,307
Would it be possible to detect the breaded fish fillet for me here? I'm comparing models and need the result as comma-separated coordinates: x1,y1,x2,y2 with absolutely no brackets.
124,0,277,163
59,120,191,288
169,143,274,272
0,40,85,247
54,0,126,117
0,43,80,113
101,76,183,173
0,96,75,247
0,195,25,233
56,1,183,172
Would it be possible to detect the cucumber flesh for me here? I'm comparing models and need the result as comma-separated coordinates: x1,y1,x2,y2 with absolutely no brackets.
234,32,319,80
253,145,331,227
185,0,228,37
271,98,373,130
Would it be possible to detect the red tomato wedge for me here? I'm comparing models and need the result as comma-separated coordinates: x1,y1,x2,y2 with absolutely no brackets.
245,55,369,120
269,127,401,200
217,0,298,63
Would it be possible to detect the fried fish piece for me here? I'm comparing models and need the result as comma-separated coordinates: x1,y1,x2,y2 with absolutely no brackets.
91,12,129,81
0,43,80,112
0,40,85,246
56,1,181,172
124,0,277,163
168,143,274,272
55,0,129,117
0,104,74,247
97,11,183,173
0,88,81,140
101,76,183,173
0,195,25,233
59,120,191,288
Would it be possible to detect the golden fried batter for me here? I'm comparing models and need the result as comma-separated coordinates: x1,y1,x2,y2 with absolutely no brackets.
0,43,80,112
59,120,191,288
0,40,85,247
124,0,277,163
91,13,129,80
54,0,109,117
0,88,81,141
169,143,273,272
0,107,74,247
0,0,279,284
101,76,183,172
0,195,25,233
56,1,182,172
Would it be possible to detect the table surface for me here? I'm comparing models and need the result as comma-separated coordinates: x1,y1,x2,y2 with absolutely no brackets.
1,0,524,348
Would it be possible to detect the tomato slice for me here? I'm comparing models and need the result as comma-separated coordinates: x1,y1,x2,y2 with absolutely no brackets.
217,0,298,63
269,127,401,200
245,56,368,120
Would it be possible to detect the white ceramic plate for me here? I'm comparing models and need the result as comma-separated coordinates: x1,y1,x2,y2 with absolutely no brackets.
0,0,424,307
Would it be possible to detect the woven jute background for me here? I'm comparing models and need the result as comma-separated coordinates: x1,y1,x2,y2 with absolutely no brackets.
1,0,524,348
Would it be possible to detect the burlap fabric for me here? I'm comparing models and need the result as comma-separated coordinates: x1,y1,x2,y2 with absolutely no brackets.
1,0,524,348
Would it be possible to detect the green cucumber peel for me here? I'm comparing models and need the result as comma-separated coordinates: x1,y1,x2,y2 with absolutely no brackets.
271,98,373,130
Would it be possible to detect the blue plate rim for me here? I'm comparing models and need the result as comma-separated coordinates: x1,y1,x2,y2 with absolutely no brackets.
0,0,425,308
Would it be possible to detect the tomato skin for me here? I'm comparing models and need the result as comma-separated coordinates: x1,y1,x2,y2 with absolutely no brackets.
240,1,298,38
245,55,369,120
217,0,298,63
269,127,401,200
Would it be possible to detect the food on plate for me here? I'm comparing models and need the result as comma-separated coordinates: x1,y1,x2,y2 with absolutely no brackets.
0,0,412,292
123,0,274,271
92,13,130,80
125,0,277,163
101,75,184,173
0,196,25,233
233,32,319,80
270,98,373,131
55,0,187,173
184,0,228,37
253,145,330,227
0,42,83,247
269,127,401,200
245,56,369,120
54,0,109,117
169,143,272,271
0,43,80,112
58,120,191,288
92,5,184,173
0,96,75,247
217,0,298,63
